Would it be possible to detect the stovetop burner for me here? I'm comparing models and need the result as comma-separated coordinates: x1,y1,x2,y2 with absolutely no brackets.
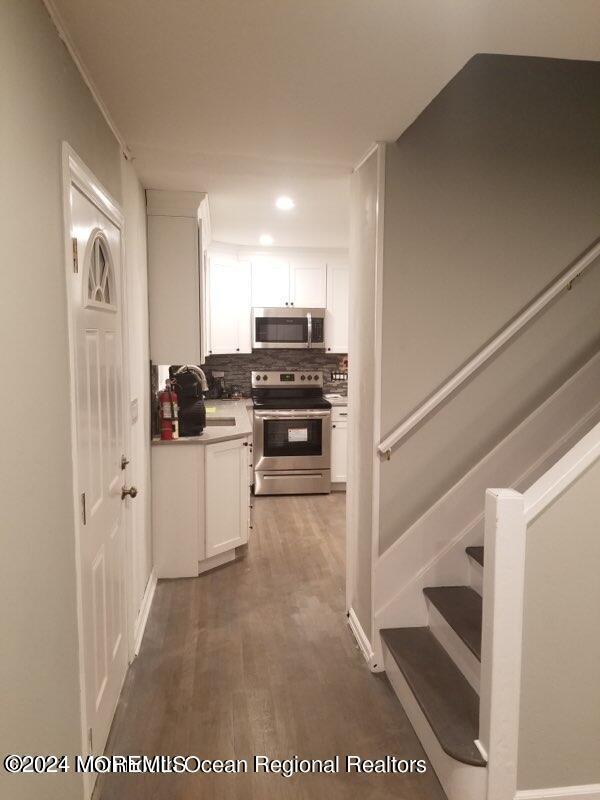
251,370,331,411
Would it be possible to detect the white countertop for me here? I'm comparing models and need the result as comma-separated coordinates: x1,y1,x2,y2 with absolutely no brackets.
325,393,348,407
152,399,252,446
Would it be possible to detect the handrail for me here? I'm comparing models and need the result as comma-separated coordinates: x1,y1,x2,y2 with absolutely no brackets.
378,237,600,460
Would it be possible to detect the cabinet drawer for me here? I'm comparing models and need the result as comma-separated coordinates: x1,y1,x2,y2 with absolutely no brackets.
332,407,349,423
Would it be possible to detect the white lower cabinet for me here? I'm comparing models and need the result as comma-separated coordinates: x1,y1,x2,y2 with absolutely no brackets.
152,436,251,578
331,407,349,484
205,438,250,557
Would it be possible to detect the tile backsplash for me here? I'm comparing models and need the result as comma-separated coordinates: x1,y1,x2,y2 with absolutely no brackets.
203,350,348,396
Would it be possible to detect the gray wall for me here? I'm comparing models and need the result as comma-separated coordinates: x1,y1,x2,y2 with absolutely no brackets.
379,54,600,553
0,2,122,798
517,456,600,790
347,148,381,638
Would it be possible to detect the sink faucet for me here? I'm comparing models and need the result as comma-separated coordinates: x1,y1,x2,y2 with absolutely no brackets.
174,364,209,393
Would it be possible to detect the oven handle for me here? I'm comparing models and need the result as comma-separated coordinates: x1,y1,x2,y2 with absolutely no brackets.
255,409,331,419
307,311,312,349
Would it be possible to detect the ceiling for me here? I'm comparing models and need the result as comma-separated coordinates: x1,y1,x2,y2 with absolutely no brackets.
48,0,600,248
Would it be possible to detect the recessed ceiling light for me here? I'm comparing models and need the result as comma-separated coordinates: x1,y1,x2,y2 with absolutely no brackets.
275,196,295,211
259,233,274,246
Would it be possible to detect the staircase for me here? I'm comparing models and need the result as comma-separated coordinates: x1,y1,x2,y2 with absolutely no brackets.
380,545,488,800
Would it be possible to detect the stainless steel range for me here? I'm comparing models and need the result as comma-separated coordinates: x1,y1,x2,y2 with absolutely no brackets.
251,371,332,495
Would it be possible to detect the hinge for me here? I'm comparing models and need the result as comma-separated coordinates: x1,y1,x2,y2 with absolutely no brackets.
88,727,93,754
81,492,87,526
72,237,79,273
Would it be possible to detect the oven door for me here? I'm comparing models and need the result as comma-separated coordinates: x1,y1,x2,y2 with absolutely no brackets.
254,409,331,471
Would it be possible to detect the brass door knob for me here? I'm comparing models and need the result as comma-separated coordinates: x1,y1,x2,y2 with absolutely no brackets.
121,486,138,500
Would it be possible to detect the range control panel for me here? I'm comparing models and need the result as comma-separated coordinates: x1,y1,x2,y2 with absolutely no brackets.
251,370,323,388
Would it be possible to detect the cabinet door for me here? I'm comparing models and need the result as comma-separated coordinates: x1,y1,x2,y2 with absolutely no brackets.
147,215,200,364
290,262,327,307
331,418,348,483
208,257,251,354
205,438,249,557
326,264,349,353
251,258,290,307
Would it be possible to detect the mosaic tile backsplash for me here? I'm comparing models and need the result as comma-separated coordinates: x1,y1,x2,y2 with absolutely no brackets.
203,350,348,396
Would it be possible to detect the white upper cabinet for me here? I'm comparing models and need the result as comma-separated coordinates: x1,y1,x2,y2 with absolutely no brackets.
207,256,251,354
251,258,290,307
326,263,349,353
289,262,327,307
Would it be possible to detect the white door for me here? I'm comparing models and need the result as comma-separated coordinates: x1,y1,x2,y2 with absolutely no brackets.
69,183,129,758
205,438,249,556
251,257,290,307
208,257,251,354
326,264,349,352
290,262,327,307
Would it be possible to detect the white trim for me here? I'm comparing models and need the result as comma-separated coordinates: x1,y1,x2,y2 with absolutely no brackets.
61,144,129,798
347,608,376,669
133,569,157,657
383,645,487,800
479,489,526,800
197,549,236,574
353,141,382,173
42,0,130,157
378,237,600,458
369,143,387,671
515,786,600,800
524,421,600,523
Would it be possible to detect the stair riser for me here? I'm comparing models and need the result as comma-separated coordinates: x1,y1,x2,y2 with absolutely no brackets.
383,644,486,800
427,602,481,693
468,559,483,596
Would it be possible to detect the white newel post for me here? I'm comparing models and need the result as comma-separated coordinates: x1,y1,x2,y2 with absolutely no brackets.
478,489,527,800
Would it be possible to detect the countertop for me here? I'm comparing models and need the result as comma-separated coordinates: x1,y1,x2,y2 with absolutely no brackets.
152,399,252,446
325,393,348,407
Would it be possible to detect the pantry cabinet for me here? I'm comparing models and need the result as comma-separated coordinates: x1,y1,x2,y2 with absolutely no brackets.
207,256,251,354
326,263,349,353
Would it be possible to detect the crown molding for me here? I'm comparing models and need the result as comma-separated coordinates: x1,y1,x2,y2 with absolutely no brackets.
42,0,131,158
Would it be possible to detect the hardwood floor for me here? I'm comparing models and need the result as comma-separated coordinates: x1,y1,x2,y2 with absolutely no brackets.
96,493,446,800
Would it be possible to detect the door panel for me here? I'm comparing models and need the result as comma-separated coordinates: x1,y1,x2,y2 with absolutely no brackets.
205,438,249,556
290,262,326,307
326,264,349,353
71,185,128,758
251,258,290,306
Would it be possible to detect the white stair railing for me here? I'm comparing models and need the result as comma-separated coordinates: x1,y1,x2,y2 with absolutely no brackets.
378,237,600,460
479,419,600,800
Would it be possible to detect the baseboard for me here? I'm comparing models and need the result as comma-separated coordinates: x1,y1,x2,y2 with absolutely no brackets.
515,785,600,800
133,568,157,656
347,607,376,669
198,549,236,574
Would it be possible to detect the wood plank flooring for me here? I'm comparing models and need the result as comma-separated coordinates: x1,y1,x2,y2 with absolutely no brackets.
95,493,446,800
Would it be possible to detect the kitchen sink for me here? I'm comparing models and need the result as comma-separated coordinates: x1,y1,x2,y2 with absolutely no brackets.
204,417,236,427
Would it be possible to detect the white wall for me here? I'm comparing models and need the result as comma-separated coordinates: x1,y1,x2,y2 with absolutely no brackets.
0,3,150,798
517,457,600,790
121,158,152,623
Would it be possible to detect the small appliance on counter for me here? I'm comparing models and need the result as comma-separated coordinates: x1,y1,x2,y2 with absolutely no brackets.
170,365,208,436
252,370,332,495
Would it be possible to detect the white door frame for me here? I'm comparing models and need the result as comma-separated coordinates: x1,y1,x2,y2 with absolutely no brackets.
61,142,133,793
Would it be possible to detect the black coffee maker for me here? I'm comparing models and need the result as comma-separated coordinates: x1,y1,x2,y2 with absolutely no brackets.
169,365,208,436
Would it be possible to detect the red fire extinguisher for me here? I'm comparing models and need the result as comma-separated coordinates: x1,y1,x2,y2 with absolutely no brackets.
158,381,179,440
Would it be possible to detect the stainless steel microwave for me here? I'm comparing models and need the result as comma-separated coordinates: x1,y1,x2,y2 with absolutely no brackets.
252,307,326,349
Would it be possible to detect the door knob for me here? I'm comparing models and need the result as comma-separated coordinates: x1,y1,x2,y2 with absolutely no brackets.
121,486,138,500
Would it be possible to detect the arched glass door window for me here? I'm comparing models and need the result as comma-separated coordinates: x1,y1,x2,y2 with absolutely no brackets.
87,233,115,307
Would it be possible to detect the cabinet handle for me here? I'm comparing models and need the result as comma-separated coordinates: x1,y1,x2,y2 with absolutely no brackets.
290,302,294,306
236,348,239,352
332,424,336,428
285,302,289,306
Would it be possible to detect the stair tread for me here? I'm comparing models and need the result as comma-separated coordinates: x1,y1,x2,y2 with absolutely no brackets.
466,546,484,567
381,627,485,767
423,586,482,660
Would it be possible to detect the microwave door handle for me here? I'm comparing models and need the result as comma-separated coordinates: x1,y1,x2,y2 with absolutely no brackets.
307,312,312,349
